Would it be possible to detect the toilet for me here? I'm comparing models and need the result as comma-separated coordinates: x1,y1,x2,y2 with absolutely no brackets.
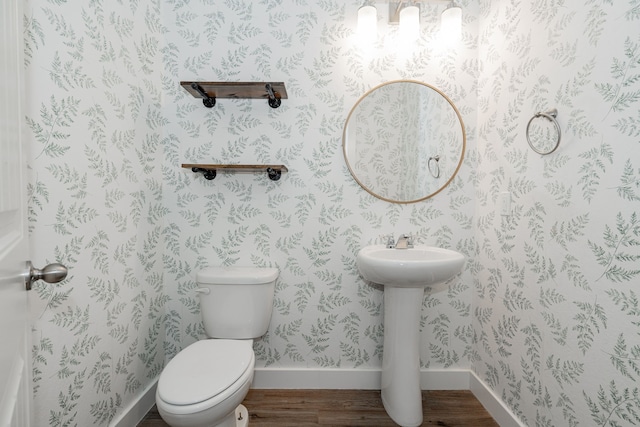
155,266,279,427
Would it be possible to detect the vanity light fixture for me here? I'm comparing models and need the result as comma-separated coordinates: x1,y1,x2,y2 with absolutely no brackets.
358,2,378,40
359,2,462,43
440,1,462,42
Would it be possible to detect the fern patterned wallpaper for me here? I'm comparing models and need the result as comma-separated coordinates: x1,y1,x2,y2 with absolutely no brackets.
25,0,166,425
20,0,639,426
476,1,640,426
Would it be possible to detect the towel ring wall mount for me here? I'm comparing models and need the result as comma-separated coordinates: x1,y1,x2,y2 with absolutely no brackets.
526,108,561,155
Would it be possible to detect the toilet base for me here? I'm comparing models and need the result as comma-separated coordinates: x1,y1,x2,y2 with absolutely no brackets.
235,405,249,427
212,405,249,427
206,404,249,427
157,403,250,427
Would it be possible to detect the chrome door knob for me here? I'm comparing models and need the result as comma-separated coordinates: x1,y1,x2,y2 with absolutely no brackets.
25,261,68,290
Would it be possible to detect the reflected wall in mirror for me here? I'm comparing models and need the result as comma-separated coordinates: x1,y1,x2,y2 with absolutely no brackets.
343,80,466,203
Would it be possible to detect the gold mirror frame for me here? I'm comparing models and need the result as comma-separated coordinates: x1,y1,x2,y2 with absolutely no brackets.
342,80,466,204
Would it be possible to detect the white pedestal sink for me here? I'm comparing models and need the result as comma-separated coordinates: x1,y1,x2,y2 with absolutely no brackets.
356,244,465,427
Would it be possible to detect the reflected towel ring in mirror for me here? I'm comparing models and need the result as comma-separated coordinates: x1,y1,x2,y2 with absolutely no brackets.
526,108,561,155
428,155,440,178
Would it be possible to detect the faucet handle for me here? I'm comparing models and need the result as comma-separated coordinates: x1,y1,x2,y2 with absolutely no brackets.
385,234,395,248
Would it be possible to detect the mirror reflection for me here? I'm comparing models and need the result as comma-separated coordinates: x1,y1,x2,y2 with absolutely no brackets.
343,80,466,203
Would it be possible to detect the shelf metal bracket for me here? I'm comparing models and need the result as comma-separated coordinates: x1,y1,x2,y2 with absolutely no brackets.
192,167,217,180
190,83,216,108
265,83,282,109
266,167,282,181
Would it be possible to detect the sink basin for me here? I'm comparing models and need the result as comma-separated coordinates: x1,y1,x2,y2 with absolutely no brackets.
356,244,465,288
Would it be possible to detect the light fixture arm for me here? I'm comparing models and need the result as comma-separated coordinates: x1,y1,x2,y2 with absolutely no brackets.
389,2,403,24
444,1,460,12
389,1,419,24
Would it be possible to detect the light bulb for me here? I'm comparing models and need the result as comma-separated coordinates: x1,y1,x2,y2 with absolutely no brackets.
441,2,462,43
399,4,420,42
358,4,377,40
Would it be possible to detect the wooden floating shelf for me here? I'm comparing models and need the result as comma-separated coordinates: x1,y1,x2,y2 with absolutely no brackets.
180,82,287,108
182,164,288,181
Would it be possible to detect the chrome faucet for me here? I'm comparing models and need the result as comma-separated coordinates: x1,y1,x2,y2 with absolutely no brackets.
394,234,413,249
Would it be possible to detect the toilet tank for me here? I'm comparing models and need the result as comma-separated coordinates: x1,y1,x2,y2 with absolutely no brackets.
196,267,278,339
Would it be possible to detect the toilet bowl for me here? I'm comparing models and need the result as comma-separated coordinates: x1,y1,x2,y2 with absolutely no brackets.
155,267,278,427
156,340,254,427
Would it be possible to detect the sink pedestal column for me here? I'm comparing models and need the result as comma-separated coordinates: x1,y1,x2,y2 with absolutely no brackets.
381,286,424,427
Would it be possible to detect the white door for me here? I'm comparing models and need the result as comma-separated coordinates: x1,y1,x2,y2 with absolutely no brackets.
1,2,69,425
0,0,32,424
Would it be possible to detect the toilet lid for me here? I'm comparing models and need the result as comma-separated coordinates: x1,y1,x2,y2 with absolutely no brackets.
157,340,253,406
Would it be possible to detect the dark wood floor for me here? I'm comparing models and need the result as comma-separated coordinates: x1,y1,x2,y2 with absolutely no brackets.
138,389,499,426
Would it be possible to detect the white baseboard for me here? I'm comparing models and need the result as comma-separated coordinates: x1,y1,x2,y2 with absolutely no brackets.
469,371,526,427
113,369,522,427
252,367,471,390
110,380,157,427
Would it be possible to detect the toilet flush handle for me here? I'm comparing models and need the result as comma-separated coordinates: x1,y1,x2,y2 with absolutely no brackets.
195,288,210,295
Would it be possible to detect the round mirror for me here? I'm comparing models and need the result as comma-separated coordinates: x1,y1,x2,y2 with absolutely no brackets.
343,80,466,203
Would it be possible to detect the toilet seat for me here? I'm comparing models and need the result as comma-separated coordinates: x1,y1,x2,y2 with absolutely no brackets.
158,339,254,407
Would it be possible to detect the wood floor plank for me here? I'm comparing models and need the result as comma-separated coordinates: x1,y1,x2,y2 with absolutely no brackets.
137,389,499,427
